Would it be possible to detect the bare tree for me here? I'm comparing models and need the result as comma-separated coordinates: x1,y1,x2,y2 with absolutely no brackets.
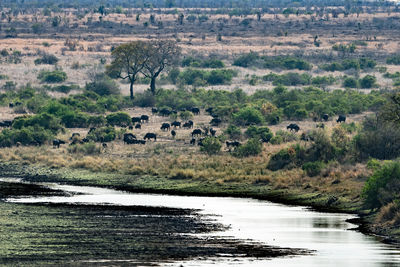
106,41,150,99
142,40,181,95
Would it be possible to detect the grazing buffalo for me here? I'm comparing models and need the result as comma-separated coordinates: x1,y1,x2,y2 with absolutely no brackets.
191,129,202,137
151,107,158,114
159,109,171,116
287,123,300,132
53,139,66,148
205,107,213,115
140,115,149,123
15,101,22,106
337,115,346,123
183,120,194,129
210,128,216,137
0,120,12,127
210,118,222,126
322,114,329,121
9,103,14,108
190,138,196,145
102,143,108,148
161,123,171,131
104,104,108,109
132,117,141,124
198,137,205,147
171,130,176,138
144,133,157,141
82,138,90,143
226,141,241,148
123,133,137,144
135,124,141,129
171,121,181,128
128,125,133,130
88,127,96,134
191,107,200,115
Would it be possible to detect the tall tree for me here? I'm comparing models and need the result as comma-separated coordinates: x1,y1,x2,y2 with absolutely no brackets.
106,41,150,99
142,40,181,95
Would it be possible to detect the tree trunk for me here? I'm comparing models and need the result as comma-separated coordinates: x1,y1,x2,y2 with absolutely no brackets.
150,77,156,95
129,81,134,100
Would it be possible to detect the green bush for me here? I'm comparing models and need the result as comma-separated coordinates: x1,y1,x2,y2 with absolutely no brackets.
0,126,54,147
270,135,283,145
68,142,101,155
87,126,116,142
38,70,67,83
263,56,312,71
177,68,236,86
359,75,377,88
267,145,303,171
387,55,400,65
106,112,131,127
362,161,400,209
61,111,89,128
274,130,298,142
233,107,264,126
12,113,62,134
34,54,59,65
245,126,273,142
233,52,259,67
233,138,263,158
88,116,106,127
302,161,325,177
225,124,242,139
85,74,120,95
200,137,222,155
343,76,359,88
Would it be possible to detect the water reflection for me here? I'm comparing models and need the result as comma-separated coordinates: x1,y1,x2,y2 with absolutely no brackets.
4,181,400,267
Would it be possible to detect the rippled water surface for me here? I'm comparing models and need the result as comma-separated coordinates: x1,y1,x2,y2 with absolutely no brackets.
4,179,400,266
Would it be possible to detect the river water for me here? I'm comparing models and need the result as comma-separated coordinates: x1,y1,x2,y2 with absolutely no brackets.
3,179,400,267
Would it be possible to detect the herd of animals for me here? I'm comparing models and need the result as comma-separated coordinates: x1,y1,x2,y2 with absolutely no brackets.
0,105,347,151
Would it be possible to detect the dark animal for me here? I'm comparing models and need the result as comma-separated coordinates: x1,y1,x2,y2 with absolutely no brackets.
140,115,149,123
159,109,171,116
132,117,141,124
144,133,157,141
71,133,80,138
15,101,22,106
171,121,181,128
104,104,108,109
82,138,90,143
205,107,213,115
316,123,325,129
301,132,314,142
102,143,108,148
226,141,241,148
123,133,137,144
0,120,12,127
337,115,346,123
190,138,196,145
322,114,329,121
151,107,158,114
171,130,176,138
191,107,200,115
210,118,222,126
128,125,133,130
287,123,300,132
16,142,21,147
135,124,141,129
198,137,205,146
161,123,171,131
9,103,14,108
191,129,202,137
53,139,66,148
210,128,216,137
183,120,194,129
88,127,96,134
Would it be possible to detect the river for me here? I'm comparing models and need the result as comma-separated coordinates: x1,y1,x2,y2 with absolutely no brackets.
3,179,400,266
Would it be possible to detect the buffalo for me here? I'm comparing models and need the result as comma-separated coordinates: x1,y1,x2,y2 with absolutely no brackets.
0,120,12,127
88,127,96,134
337,115,346,123
190,138,196,145
144,133,157,141
191,129,202,137
171,121,181,128
171,130,176,138
151,107,158,114
322,114,329,121
128,125,134,130
123,133,137,144
210,118,222,126
135,124,141,129
226,141,241,148
210,128,216,136
316,123,325,129
183,120,194,129
287,123,300,132
9,103,14,108
159,108,171,116
132,117,141,124
191,107,200,115
161,123,171,131
205,107,213,115
140,115,149,123
53,139,66,148
102,143,108,148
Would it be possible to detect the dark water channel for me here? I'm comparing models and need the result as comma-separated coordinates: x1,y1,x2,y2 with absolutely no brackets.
3,178,400,266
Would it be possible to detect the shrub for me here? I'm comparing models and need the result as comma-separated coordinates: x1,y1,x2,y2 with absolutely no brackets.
233,52,259,67
362,161,400,209
343,76,358,88
359,75,377,88
233,138,263,158
387,55,400,65
233,107,264,126
87,116,106,127
274,130,298,142
106,112,131,127
0,126,53,147
61,111,89,128
225,124,242,139
302,161,325,177
12,113,62,134
179,110,194,120
200,137,222,155
270,135,283,145
245,126,273,142
68,142,101,155
38,70,67,83
87,126,116,142
34,54,59,65
85,74,120,95
267,145,303,171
